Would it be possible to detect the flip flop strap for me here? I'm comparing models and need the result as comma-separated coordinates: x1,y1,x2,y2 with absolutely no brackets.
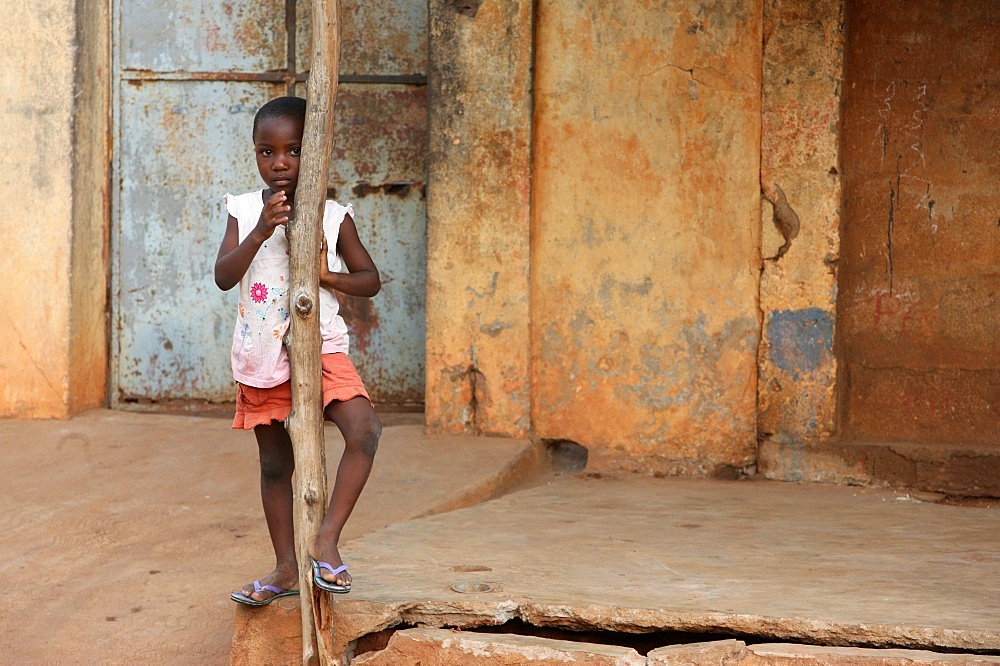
253,580,286,595
316,561,348,576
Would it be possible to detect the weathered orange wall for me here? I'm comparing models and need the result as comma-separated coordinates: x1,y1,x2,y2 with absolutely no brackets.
838,0,1000,446
757,0,844,451
425,0,534,436
0,0,109,419
69,0,111,414
531,1,763,474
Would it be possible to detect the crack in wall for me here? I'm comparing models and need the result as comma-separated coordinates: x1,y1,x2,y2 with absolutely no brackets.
464,348,487,435
886,154,902,293
11,322,63,402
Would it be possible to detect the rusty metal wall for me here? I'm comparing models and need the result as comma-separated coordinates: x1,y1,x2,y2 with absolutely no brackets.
112,0,427,408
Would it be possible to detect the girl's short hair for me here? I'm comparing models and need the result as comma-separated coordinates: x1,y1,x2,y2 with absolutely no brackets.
253,96,307,139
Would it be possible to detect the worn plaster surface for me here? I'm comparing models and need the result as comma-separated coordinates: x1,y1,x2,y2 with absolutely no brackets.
531,0,763,473
1,1,78,417
425,0,534,437
758,0,844,447
838,0,1000,445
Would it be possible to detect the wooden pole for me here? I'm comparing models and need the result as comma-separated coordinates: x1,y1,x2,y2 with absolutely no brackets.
286,0,340,663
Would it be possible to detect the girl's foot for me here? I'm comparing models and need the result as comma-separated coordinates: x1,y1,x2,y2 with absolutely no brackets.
233,566,299,603
308,544,352,589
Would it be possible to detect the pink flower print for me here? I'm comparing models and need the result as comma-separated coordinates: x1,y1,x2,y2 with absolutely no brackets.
250,282,268,303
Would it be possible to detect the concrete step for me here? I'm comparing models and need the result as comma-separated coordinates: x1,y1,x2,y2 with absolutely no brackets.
759,438,1000,496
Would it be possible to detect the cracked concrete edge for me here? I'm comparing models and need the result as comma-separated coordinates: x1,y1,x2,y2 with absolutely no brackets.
520,604,1000,652
353,627,649,665
330,598,1000,662
416,437,547,517
346,629,1000,665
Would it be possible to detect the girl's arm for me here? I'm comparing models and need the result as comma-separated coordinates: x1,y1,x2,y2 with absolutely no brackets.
215,191,292,290
320,214,381,297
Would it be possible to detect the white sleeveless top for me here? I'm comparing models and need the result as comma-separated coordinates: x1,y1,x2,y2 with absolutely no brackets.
224,190,352,388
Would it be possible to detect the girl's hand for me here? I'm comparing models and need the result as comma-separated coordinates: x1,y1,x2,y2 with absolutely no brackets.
319,215,380,297
319,237,335,287
253,190,292,241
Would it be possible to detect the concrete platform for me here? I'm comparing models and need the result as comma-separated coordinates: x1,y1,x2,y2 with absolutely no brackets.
332,475,1000,662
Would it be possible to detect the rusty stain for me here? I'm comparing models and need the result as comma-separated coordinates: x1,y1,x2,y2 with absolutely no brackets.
337,294,379,355
336,1,428,76
351,181,424,199
451,0,483,18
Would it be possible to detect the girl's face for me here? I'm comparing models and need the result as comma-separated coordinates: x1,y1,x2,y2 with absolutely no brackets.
253,114,304,199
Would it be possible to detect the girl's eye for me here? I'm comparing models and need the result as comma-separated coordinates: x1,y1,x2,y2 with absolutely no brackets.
291,148,301,156
260,149,272,157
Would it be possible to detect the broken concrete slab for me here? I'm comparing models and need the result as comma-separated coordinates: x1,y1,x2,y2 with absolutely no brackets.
352,628,646,665
647,639,746,665
347,633,1000,665
230,595,302,666
327,475,999,660
743,643,1000,665
648,640,1000,665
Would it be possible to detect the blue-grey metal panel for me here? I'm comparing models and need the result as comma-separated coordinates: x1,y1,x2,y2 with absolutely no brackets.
294,83,428,408
121,0,286,72
115,81,282,401
331,84,427,407
341,187,427,406
113,0,427,408
297,0,428,76
328,85,427,184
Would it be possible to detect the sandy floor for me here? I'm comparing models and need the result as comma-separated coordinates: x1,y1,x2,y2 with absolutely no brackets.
0,409,528,665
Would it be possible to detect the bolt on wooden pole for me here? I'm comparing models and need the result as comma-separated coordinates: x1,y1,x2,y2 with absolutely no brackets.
285,0,340,663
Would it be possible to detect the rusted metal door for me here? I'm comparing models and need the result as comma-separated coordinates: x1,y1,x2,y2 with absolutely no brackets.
111,0,427,409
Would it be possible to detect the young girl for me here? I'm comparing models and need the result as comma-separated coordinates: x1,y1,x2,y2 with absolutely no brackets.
215,96,382,605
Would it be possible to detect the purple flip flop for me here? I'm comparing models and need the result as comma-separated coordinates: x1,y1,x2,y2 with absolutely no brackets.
311,558,351,593
230,580,300,606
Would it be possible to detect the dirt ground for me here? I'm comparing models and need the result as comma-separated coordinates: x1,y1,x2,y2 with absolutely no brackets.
5,409,998,665
0,409,526,665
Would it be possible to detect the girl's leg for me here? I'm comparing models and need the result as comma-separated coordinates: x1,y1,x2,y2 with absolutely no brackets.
236,421,300,601
310,396,381,587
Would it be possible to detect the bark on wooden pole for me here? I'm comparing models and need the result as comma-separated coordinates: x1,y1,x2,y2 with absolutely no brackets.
286,0,340,663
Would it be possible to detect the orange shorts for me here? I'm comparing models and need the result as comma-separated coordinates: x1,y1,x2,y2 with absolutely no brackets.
232,353,372,430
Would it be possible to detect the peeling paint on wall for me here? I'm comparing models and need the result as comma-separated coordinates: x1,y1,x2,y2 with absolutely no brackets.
767,308,833,380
